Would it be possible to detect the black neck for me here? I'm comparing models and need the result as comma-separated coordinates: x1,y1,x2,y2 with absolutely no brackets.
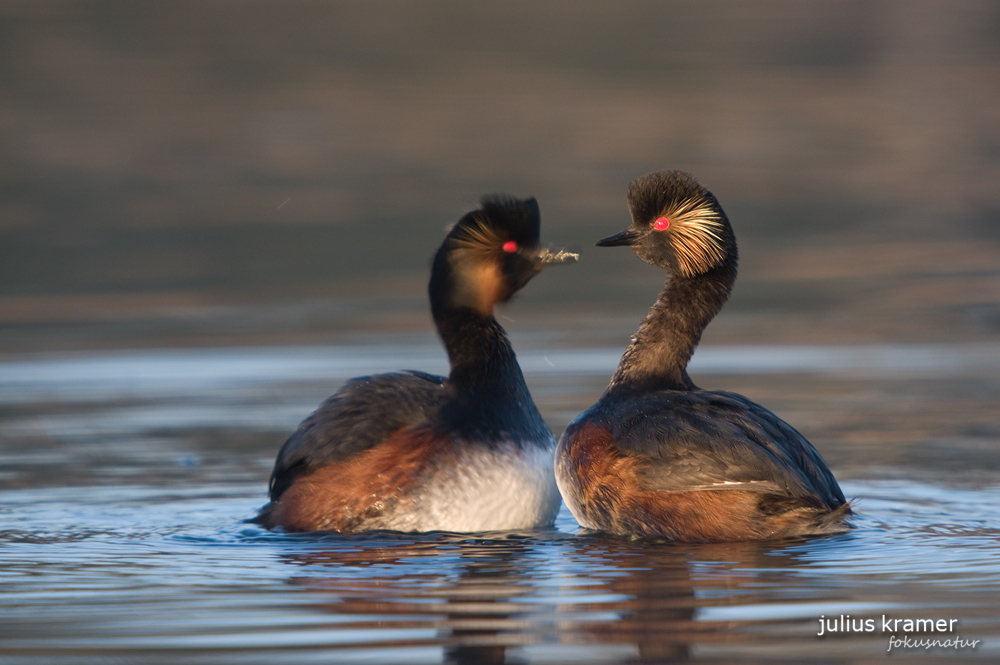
606,262,736,394
432,305,543,435
433,307,520,391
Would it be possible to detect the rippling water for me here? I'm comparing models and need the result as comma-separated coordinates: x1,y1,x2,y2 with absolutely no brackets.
2,344,998,664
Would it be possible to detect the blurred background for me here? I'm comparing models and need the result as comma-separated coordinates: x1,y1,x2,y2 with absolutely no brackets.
1,0,998,354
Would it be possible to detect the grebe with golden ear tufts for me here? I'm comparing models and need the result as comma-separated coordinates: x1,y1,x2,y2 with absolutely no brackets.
257,195,577,533
555,171,851,542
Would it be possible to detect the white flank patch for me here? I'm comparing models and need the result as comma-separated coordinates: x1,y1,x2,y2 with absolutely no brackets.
382,440,561,533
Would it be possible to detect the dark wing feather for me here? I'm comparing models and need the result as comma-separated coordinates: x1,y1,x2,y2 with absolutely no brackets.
267,370,449,501
599,389,845,508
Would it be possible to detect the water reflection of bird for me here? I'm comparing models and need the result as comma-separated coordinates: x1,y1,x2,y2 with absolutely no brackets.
278,534,541,665
556,171,851,542
256,196,576,532
561,536,829,660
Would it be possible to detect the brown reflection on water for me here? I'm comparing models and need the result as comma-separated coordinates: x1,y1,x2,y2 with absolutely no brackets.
559,540,699,661
278,537,541,664
268,533,872,664
553,538,832,662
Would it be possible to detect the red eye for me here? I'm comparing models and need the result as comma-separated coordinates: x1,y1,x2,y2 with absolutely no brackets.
654,217,670,231
502,241,518,253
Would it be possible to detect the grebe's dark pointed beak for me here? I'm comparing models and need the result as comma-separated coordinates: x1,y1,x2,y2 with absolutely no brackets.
596,227,644,247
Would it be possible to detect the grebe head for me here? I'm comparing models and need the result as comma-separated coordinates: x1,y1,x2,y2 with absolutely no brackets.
597,170,735,277
431,195,577,316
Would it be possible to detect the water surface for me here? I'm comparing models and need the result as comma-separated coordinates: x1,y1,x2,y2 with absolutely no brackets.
2,344,998,664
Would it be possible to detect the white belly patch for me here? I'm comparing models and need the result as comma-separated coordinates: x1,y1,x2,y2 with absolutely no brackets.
381,440,561,533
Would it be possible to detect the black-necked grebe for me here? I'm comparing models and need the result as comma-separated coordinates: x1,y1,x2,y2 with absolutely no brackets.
257,195,577,532
555,171,851,542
